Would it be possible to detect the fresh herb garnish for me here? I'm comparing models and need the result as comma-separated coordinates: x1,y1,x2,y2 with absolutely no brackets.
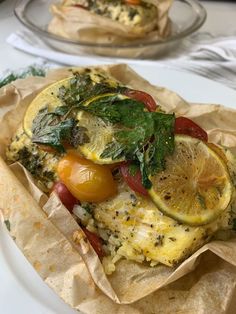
232,218,236,231
197,193,207,210
31,106,89,153
78,94,175,188
128,163,139,176
31,73,175,188
0,66,46,88
31,73,125,153
58,73,126,107
4,220,11,231
145,113,175,175
18,146,43,175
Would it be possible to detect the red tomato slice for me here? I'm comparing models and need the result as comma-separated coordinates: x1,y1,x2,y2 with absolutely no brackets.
52,181,79,212
125,0,141,5
120,162,148,196
82,228,104,258
124,89,157,112
175,117,208,142
74,4,87,9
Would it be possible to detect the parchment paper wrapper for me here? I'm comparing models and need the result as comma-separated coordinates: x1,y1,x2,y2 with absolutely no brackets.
47,1,172,57
1,64,236,313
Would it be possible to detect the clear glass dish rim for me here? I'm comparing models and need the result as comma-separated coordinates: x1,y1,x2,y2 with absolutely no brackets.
14,0,207,49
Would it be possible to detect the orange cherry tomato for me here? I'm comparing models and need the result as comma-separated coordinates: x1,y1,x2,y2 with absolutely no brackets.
57,152,117,203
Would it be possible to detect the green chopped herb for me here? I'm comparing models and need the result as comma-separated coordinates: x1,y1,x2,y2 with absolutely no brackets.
232,218,236,231
128,163,139,176
81,202,95,214
58,73,126,107
31,73,175,188
197,193,207,209
0,66,46,88
78,94,175,188
31,106,89,153
4,220,11,231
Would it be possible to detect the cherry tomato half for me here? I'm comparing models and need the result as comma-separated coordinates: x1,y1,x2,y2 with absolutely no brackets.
124,89,157,112
74,4,87,9
82,227,104,258
175,117,208,142
125,0,141,5
120,162,148,196
52,181,79,212
57,152,117,203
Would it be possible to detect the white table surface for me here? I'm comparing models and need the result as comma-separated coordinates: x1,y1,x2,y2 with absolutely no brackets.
0,0,236,73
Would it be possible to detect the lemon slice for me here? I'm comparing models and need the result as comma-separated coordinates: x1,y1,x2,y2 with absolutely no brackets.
148,135,233,226
77,93,127,164
23,77,72,137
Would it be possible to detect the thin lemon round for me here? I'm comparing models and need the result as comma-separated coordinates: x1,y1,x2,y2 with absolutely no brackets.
148,135,233,226
77,93,127,164
23,77,72,137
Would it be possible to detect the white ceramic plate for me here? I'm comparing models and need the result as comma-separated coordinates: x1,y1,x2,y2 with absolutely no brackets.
1,66,236,314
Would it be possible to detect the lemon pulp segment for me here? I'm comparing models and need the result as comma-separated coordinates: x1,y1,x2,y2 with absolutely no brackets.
23,77,72,137
77,93,128,164
148,135,233,226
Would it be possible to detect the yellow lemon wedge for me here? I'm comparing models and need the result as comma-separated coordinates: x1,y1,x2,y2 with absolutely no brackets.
77,93,127,164
148,135,233,226
23,77,72,137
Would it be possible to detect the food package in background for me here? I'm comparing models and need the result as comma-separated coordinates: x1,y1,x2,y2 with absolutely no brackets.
1,64,236,314
48,0,173,44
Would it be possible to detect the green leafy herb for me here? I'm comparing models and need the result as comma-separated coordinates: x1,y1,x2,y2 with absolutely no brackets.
58,73,126,107
232,218,236,231
83,95,154,162
30,73,124,153
69,126,90,148
31,107,89,153
30,72,175,188
128,163,139,176
81,202,95,214
0,66,46,88
77,94,175,188
145,113,175,175
18,146,43,175
4,220,11,231
197,193,207,210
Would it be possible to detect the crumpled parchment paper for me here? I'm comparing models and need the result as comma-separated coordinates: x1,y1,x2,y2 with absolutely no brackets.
0,64,236,314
